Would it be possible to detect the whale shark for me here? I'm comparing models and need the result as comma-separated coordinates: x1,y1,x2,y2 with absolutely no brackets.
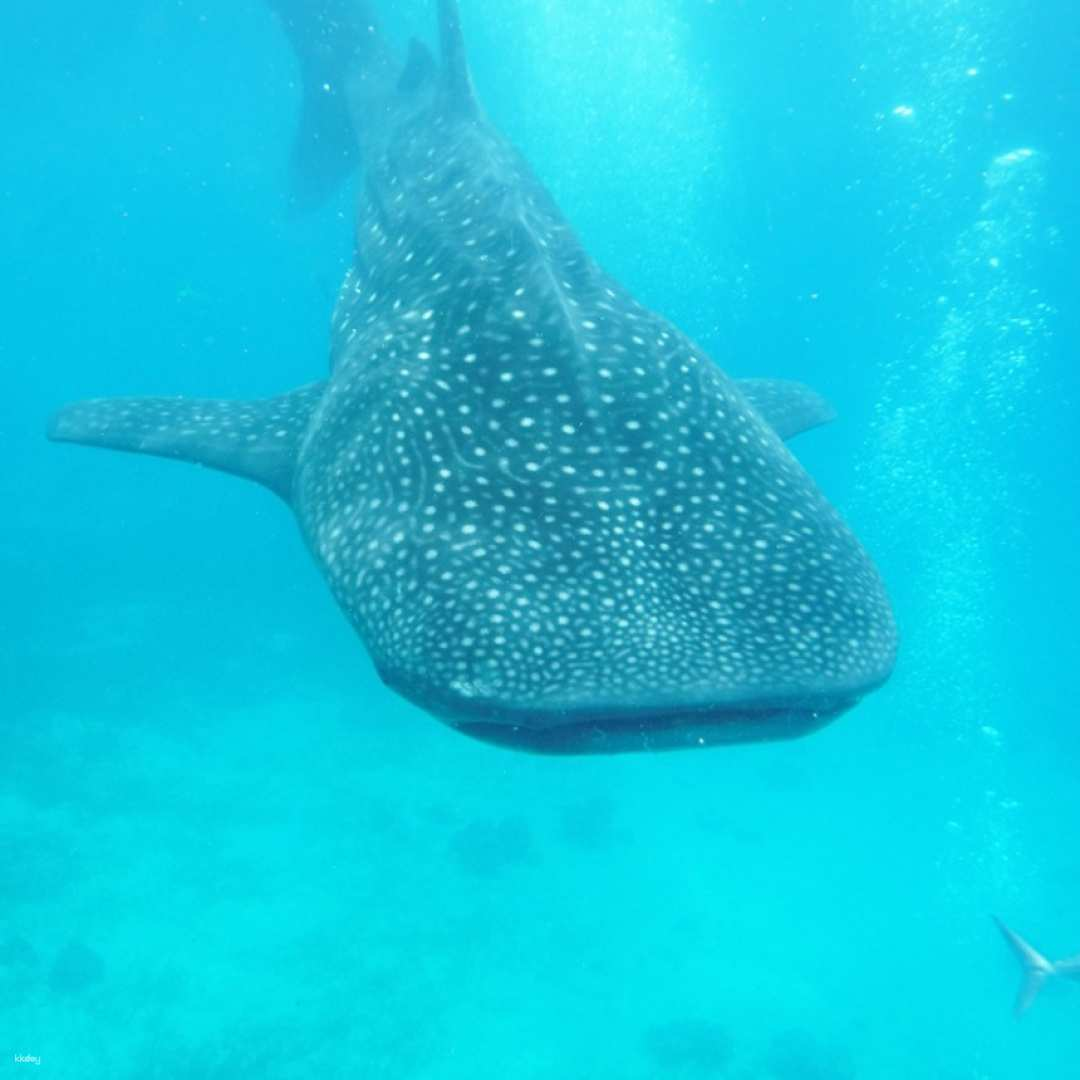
995,917,1080,1016
48,0,897,753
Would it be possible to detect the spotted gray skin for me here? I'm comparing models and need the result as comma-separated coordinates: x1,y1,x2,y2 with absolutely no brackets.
48,0,897,753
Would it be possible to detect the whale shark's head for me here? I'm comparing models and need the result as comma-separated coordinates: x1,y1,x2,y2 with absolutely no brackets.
304,242,896,755
348,397,896,756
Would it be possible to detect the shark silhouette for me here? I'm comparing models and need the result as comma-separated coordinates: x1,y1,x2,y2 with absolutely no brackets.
48,0,897,753
995,917,1080,1016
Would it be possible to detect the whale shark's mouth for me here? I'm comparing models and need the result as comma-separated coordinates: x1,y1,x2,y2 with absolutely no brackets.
381,671,872,754
450,698,855,754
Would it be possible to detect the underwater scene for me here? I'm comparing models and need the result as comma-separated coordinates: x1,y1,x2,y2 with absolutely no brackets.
3,0,1079,1076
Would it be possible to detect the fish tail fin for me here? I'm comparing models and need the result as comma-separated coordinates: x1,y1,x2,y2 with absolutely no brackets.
267,0,397,208
995,916,1055,1017
268,0,479,206
48,383,325,502
436,0,478,115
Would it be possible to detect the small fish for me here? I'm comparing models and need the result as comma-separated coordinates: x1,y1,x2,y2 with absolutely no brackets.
995,916,1080,1016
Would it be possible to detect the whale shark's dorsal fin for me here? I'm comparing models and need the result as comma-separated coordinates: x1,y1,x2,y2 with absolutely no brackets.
994,916,1055,1017
437,0,478,115
47,382,326,503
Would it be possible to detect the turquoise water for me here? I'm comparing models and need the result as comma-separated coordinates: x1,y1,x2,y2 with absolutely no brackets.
4,1,1079,1076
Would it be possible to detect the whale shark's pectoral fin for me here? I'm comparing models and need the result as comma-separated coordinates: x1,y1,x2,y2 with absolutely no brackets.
735,378,838,440
47,382,326,502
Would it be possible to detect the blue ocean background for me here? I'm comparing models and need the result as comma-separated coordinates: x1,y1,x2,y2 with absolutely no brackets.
3,0,1079,1076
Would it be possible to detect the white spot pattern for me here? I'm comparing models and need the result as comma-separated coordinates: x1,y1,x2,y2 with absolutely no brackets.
303,108,896,739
